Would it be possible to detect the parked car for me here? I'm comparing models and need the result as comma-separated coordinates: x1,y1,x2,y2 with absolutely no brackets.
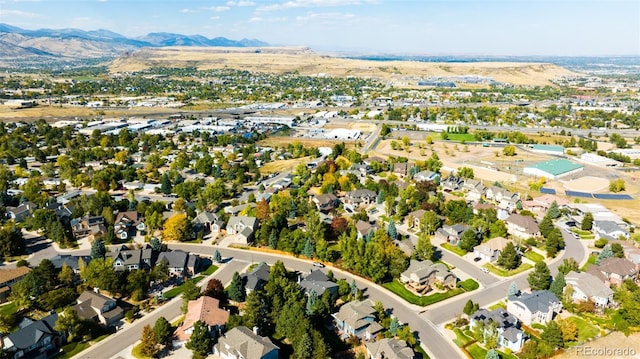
473,257,482,262
312,262,325,268
481,267,490,273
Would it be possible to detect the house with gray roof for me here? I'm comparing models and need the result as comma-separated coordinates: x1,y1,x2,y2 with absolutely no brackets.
192,211,224,235
400,260,456,294
50,254,92,274
113,211,145,240
157,250,197,276
298,270,338,298
413,170,440,183
71,215,107,239
5,201,35,222
311,193,339,213
366,338,415,359
72,290,124,327
355,220,378,240
565,271,614,307
227,216,259,244
2,313,64,359
214,326,279,359
344,189,377,207
505,214,540,239
109,247,152,271
333,300,383,341
473,237,511,262
470,308,525,352
593,220,629,240
434,224,472,245
242,262,270,295
507,290,562,326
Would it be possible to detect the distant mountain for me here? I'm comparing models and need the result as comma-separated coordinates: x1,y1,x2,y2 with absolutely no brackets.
0,23,269,67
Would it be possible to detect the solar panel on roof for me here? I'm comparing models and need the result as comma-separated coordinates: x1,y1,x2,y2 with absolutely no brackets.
593,193,633,200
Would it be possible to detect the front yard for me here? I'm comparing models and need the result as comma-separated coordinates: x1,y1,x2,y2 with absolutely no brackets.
483,262,533,277
382,278,478,306
441,242,467,257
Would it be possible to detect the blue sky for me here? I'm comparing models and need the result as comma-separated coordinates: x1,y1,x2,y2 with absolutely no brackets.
1,0,639,56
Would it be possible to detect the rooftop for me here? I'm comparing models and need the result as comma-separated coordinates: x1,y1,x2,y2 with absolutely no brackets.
526,159,583,176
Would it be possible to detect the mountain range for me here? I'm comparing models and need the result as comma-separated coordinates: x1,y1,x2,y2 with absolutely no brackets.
0,23,268,65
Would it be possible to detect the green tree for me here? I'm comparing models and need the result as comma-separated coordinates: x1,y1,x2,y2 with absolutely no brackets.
459,229,479,252
415,233,434,261
58,263,75,285
185,321,212,359
581,212,593,231
149,237,162,252
528,261,552,291
558,258,579,275
420,211,440,234
160,173,172,195
546,228,564,258
387,220,398,240
596,245,614,264
507,282,520,297
139,324,159,358
213,249,222,263
502,145,516,156
153,317,173,347
497,242,521,270
181,279,201,313
463,299,478,316
457,167,475,179
612,242,625,258
485,349,500,359
90,239,106,259
541,320,564,349
54,307,85,342
609,179,626,193
539,215,554,238
228,272,246,302
388,316,400,336
549,272,566,299
547,201,561,219
244,290,271,336
489,220,508,238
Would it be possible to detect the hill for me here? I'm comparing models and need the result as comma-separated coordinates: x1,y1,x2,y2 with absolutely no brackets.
109,46,576,87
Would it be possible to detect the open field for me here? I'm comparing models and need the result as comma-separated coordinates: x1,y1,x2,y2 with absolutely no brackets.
0,104,181,121
259,156,311,175
257,136,356,149
563,176,610,192
109,46,576,87
323,122,377,132
555,331,640,359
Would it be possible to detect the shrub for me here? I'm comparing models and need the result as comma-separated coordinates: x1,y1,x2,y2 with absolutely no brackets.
594,238,608,249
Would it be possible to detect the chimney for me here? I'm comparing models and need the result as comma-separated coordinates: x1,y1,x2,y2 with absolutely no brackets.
252,326,259,335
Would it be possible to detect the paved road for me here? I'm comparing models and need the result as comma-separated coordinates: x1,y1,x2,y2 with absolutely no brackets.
362,123,382,154
74,259,248,359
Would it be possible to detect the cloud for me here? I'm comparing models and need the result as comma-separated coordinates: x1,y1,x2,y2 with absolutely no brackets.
0,9,42,18
227,0,255,6
179,8,197,13
296,11,355,23
258,0,373,12
203,6,231,12
249,16,287,23
210,16,221,20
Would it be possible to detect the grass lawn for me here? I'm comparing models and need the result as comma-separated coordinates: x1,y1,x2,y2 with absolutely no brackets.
571,228,592,235
131,343,153,359
466,343,487,358
483,263,533,277
0,302,17,316
458,279,480,291
580,254,597,271
201,264,219,275
382,279,474,306
523,251,544,263
567,316,600,342
441,243,467,257
441,133,476,142
163,276,204,299
489,301,507,310
453,328,474,347
57,342,90,359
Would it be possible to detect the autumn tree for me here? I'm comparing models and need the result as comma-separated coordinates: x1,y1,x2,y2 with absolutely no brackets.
162,213,192,242
139,324,159,358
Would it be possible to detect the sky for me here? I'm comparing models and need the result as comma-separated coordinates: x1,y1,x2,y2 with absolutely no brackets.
0,0,639,56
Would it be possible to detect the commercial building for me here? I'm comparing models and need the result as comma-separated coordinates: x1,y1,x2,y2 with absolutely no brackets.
523,159,583,179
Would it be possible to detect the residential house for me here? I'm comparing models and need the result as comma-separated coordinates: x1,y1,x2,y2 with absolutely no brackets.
473,237,511,262
192,211,224,235
175,296,230,343
72,290,124,326
470,308,526,352
5,201,35,222
434,224,472,245
157,250,197,276
505,214,540,239
333,300,384,340
45,202,73,220
109,247,153,271
522,194,569,214
400,260,456,294
565,271,614,307
50,254,92,274
213,326,279,359
507,290,562,326
2,313,64,359
486,186,520,212
393,163,408,177
298,270,338,298
113,211,145,240
224,203,256,216
355,220,378,240
463,179,487,202
593,220,629,240
473,202,495,215
71,215,107,239
344,189,377,207
242,262,270,294
0,267,31,302
413,170,440,183
56,190,81,205
441,176,464,192
227,216,259,244
363,156,386,166
587,257,637,287
406,209,426,229
366,338,415,359
611,240,640,270
312,193,340,213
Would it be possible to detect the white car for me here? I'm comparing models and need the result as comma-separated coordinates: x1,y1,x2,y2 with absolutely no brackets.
481,267,490,273
312,262,325,268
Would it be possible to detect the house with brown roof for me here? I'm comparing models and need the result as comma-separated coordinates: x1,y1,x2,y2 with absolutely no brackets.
0,267,31,302
393,162,409,177
366,338,416,359
113,211,145,240
312,193,340,213
505,214,540,239
565,271,614,307
332,300,384,341
355,220,378,240
473,237,511,262
406,209,426,229
72,290,124,327
400,260,456,294
214,326,279,359
175,296,230,343
345,189,377,207
71,215,106,239
587,257,637,287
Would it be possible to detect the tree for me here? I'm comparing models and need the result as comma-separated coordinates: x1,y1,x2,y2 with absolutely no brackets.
502,145,516,156
539,215,554,238
485,349,500,359
90,239,106,259
185,321,212,359
489,220,508,238
162,213,192,241
244,290,271,336
546,228,564,258
153,317,173,347
420,211,440,234
388,316,400,336
549,272,566,299
55,307,84,342
609,178,626,193
559,317,578,342
596,245,614,264
541,320,564,349
415,233,435,261
204,278,225,301
497,242,521,270
213,249,222,263
508,282,520,297
547,201,561,219
581,212,593,231
387,220,398,240
463,300,478,316
528,261,552,291
228,272,245,302
558,258,579,275
612,242,625,258
58,263,75,285
457,167,475,179
139,324,159,358
160,173,172,195
181,279,201,313
149,237,162,252
459,229,479,252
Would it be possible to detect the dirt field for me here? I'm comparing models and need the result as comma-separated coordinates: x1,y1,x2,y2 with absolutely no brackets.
0,105,181,121
259,156,310,175
563,176,611,192
323,122,377,132
258,137,356,149
556,332,640,359
109,46,576,87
